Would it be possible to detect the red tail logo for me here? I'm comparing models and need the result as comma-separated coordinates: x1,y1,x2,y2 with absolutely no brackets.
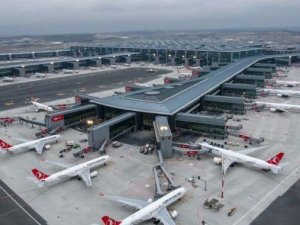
267,152,284,165
32,169,49,180
0,139,12,149
101,216,121,225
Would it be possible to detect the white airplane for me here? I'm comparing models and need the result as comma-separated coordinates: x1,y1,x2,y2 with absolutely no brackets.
134,82,153,88
35,73,46,78
275,80,300,87
255,101,300,113
111,65,117,69
63,69,74,74
2,76,14,82
123,63,131,67
31,155,110,187
263,89,300,98
101,187,187,225
0,135,61,155
31,101,54,112
199,142,285,175
147,68,158,73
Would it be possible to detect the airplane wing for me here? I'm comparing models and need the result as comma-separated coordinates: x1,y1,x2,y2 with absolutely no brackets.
45,160,74,168
273,106,289,113
222,157,235,175
238,146,268,155
35,142,46,154
77,168,92,187
104,195,149,210
153,207,175,225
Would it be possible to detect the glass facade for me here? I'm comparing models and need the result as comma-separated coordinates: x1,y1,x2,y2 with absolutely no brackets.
222,88,257,99
204,101,245,114
176,121,225,136
109,117,135,138
64,108,97,126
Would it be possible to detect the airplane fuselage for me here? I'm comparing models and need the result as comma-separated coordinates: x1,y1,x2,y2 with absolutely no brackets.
32,101,54,112
201,143,282,174
120,187,186,225
4,135,60,154
42,156,110,185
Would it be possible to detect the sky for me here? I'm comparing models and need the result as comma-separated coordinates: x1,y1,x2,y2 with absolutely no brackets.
0,0,300,36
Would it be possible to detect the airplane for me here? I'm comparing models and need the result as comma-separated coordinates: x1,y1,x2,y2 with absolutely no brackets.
111,65,117,69
35,73,46,78
275,80,300,87
255,101,300,113
0,135,61,155
2,76,15,82
262,89,300,98
147,68,158,73
101,187,187,225
134,82,153,88
31,101,54,112
63,69,74,74
199,142,285,175
123,63,131,67
31,155,110,187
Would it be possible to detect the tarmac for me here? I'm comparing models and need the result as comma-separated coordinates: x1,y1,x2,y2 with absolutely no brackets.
0,66,172,110
0,64,300,225
0,179,47,225
250,179,300,225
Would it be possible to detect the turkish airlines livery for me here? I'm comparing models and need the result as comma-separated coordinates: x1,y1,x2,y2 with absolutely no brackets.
0,135,61,154
199,142,285,175
102,187,186,225
32,101,54,112
31,155,110,187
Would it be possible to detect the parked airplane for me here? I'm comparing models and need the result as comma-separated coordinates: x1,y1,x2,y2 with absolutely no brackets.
147,68,158,73
134,82,153,88
0,135,61,154
32,101,54,112
275,80,300,87
31,155,110,187
263,89,300,98
35,73,46,78
63,69,74,74
102,187,187,225
199,142,285,175
255,101,300,113
123,63,131,67
2,76,14,82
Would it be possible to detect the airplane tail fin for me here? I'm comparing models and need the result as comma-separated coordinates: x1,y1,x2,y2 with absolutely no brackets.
267,152,284,165
101,215,122,225
31,168,49,181
0,139,12,149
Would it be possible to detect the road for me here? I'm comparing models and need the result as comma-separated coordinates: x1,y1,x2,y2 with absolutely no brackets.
0,67,171,110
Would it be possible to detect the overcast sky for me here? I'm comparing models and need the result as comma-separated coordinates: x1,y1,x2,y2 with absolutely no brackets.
0,0,299,36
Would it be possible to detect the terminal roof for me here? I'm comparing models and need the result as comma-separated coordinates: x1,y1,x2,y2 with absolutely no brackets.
92,53,300,115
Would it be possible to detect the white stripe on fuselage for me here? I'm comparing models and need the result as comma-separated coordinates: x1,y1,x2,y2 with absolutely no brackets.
121,187,186,225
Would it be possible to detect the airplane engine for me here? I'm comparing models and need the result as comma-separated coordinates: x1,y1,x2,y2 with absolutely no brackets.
147,198,153,203
277,93,289,98
213,157,222,165
270,107,277,112
169,210,178,219
45,145,51,150
90,171,98,178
